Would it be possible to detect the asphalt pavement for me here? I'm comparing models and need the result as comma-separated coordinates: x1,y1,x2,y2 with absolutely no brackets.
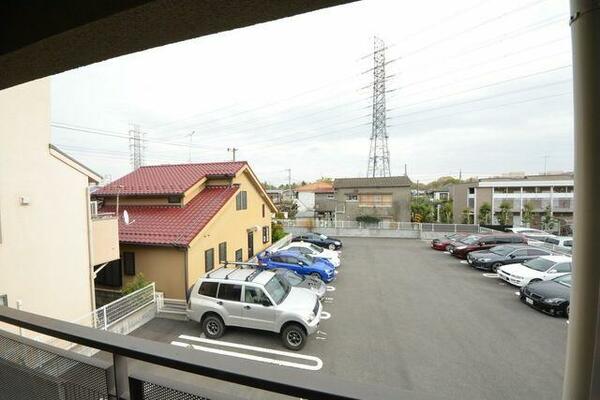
129,237,567,400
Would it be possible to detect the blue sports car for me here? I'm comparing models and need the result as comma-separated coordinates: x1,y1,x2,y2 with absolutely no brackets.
257,250,337,283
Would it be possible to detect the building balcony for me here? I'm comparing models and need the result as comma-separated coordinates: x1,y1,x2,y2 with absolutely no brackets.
91,213,119,265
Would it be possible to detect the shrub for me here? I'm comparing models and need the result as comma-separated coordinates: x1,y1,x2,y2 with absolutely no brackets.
122,273,151,295
356,215,381,224
271,222,287,242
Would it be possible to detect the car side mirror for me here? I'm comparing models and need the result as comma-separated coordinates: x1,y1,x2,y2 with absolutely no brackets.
509,254,516,259
548,269,557,274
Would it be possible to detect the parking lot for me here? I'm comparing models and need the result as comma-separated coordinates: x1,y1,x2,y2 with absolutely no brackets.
130,237,567,400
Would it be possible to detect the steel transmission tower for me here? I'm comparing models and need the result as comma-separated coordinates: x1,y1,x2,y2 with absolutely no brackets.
129,124,145,170
367,36,391,178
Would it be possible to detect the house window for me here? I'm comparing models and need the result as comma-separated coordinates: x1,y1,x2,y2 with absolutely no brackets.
327,194,335,199
346,194,358,201
262,204,265,218
123,252,135,276
262,226,270,244
95,260,122,287
205,248,215,272
218,242,227,263
167,196,181,204
358,194,392,207
0,294,7,306
235,248,243,262
236,191,247,210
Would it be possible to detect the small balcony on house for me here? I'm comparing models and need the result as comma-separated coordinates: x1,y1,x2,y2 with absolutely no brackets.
91,207,119,266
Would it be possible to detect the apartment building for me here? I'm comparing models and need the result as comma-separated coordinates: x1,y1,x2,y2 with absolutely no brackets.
333,176,412,222
93,162,276,299
0,78,120,327
450,173,574,226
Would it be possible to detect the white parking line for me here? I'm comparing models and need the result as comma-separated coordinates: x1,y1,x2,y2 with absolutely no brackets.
443,251,450,254
174,335,323,371
460,260,468,264
326,286,336,292
482,273,499,278
320,311,331,320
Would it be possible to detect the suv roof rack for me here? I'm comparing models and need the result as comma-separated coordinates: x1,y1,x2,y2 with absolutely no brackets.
245,268,266,282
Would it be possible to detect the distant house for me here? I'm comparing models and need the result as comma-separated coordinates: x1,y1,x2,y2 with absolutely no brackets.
333,176,412,222
294,181,334,219
93,161,277,299
266,188,294,205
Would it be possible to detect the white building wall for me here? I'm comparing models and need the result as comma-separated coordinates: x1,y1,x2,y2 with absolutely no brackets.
0,78,93,327
296,192,315,211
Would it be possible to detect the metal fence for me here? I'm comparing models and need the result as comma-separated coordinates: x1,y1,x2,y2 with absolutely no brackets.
276,219,484,233
72,283,156,331
0,330,114,400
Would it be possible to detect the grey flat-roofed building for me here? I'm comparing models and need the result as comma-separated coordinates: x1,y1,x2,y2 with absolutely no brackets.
333,176,412,222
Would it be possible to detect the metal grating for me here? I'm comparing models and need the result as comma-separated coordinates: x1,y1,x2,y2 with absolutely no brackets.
131,379,212,400
0,333,113,400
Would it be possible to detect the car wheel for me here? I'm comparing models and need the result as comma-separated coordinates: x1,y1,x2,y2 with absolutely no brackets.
529,279,542,284
328,243,336,250
491,262,502,272
202,314,225,339
565,304,570,318
310,272,322,281
281,323,306,351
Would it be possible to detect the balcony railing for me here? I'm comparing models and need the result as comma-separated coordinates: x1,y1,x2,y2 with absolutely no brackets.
0,306,399,400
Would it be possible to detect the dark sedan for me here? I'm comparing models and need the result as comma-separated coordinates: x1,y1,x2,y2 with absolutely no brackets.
467,245,553,271
291,232,342,250
519,274,571,317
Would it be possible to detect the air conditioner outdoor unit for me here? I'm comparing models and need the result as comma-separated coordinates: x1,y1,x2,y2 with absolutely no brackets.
90,200,99,217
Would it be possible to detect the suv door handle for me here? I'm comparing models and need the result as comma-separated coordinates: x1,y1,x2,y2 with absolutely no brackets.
243,305,251,310
216,301,223,305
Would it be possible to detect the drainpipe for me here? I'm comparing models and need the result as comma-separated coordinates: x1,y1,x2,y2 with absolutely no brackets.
563,2,600,399
86,187,97,310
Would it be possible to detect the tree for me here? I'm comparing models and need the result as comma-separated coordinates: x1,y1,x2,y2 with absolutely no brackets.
440,200,453,223
497,200,513,225
542,205,555,231
279,200,298,218
122,273,151,295
522,201,534,226
478,202,492,224
319,177,333,183
411,197,434,222
461,208,471,224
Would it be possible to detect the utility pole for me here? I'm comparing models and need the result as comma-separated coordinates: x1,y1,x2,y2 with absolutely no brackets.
287,168,292,187
459,169,462,181
542,154,550,175
128,124,145,170
187,131,195,162
227,147,238,162
404,163,407,176
367,36,392,178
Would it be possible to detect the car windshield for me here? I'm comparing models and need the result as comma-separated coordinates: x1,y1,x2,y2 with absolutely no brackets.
309,243,324,253
553,274,572,287
460,236,480,245
523,258,557,272
490,246,514,256
284,271,304,285
264,275,291,304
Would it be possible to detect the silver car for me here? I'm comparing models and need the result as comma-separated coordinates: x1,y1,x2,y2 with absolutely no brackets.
187,266,321,350
273,268,327,299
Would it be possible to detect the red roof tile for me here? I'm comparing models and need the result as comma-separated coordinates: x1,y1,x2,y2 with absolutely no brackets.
100,185,239,247
95,162,247,196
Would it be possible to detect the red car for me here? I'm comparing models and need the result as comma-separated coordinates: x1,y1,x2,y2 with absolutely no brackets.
431,233,469,251
449,233,527,259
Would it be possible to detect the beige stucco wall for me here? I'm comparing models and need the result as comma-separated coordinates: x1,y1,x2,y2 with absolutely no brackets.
119,245,186,299
186,170,273,296
92,217,119,265
0,78,93,327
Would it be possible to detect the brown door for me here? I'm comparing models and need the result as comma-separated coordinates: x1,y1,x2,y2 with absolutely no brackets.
248,231,254,258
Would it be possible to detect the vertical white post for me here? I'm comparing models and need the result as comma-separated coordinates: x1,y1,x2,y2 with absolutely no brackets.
103,307,108,330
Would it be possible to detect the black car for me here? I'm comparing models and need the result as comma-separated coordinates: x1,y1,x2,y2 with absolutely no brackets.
519,274,571,317
466,244,552,272
292,232,342,250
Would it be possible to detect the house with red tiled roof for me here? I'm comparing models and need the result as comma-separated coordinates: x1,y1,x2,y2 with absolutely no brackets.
92,161,277,299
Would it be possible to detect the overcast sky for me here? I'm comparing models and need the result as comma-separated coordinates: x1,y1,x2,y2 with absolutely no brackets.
51,0,573,185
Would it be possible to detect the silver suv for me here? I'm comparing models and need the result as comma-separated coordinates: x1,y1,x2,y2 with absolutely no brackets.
187,266,322,350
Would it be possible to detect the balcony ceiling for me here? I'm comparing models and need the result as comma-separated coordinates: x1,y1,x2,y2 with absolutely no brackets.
0,0,354,90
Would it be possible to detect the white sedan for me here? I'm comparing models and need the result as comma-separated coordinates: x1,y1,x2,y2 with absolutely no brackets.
497,255,572,287
278,241,341,268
